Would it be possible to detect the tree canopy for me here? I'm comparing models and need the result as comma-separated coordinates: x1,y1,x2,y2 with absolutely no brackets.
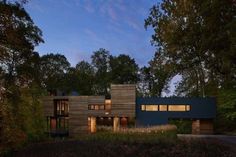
0,1,43,87
91,48,111,95
40,53,70,93
145,0,236,96
74,61,95,95
145,0,236,130
110,54,139,84
0,1,45,151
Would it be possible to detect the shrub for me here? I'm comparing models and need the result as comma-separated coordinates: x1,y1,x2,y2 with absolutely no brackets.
77,125,177,144
119,124,177,134
97,126,113,132
169,120,192,134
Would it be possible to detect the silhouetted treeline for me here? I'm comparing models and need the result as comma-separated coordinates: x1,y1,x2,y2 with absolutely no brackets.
40,49,139,97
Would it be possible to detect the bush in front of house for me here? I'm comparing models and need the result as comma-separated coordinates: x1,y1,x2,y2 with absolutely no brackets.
77,124,177,144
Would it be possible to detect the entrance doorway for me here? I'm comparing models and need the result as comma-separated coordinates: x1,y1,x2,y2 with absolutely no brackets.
120,117,128,128
88,117,113,133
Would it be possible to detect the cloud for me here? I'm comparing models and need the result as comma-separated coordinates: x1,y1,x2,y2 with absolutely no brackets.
72,0,95,13
127,19,142,31
107,24,124,35
99,2,118,21
84,0,95,13
113,0,126,12
84,29,106,46
84,29,97,39
107,7,117,20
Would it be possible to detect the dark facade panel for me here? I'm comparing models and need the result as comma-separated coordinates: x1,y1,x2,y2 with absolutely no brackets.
136,97,216,126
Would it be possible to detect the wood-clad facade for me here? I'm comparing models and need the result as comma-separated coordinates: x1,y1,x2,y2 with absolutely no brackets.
42,84,136,136
192,119,214,134
42,84,216,136
111,84,136,117
69,96,88,135
42,96,54,117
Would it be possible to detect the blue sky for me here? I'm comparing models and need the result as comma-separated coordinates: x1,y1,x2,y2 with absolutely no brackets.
25,0,158,67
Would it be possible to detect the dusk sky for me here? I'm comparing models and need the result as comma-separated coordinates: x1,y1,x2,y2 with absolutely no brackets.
25,0,159,67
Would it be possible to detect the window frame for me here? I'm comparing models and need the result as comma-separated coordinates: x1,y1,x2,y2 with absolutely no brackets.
140,104,191,112
54,99,69,116
145,105,159,111
159,105,168,111
88,104,105,110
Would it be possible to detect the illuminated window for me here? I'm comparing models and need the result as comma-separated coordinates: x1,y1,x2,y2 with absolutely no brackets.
141,104,190,112
159,105,167,111
94,105,99,110
54,99,69,116
88,104,105,110
105,99,111,110
168,105,186,111
186,105,190,111
105,99,111,104
141,105,145,111
56,105,60,115
51,99,69,133
145,105,158,111
61,104,64,111
99,105,104,110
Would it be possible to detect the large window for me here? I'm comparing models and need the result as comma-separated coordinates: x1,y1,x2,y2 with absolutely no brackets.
186,105,190,111
54,99,69,116
105,99,111,110
141,105,145,111
48,99,69,135
88,104,105,110
168,105,189,111
145,105,158,111
46,116,69,132
141,104,190,112
88,100,111,111
159,105,168,111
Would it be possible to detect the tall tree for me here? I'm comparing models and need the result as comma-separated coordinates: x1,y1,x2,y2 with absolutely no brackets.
110,54,139,84
74,61,95,95
145,0,236,132
0,0,44,116
0,1,45,151
0,1,43,87
145,0,236,97
40,53,70,94
139,52,174,96
91,48,111,95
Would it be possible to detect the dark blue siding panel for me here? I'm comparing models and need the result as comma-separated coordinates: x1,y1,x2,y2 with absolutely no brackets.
136,97,216,126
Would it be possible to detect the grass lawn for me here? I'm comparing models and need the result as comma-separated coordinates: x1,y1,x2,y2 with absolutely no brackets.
8,131,236,157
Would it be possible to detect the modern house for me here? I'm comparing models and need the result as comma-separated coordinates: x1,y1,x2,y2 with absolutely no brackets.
43,84,216,136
